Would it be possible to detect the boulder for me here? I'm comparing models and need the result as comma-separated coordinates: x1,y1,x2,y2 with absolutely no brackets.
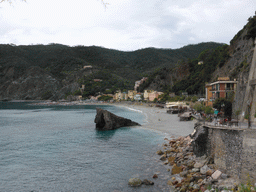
159,154,167,161
194,162,204,168
142,179,154,185
94,108,141,130
156,150,164,155
171,165,183,175
191,123,209,157
206,169,214,176
211,170,222,180
128,178,142,187
200,165,210,175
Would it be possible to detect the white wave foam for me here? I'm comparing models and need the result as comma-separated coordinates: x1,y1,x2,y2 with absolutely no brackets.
124,107,143,113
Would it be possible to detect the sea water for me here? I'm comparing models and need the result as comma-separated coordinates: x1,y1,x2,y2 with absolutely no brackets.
0,102,173,192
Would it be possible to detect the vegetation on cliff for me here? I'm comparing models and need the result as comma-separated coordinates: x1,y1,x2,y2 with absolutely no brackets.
138,44,230,97
0,42,223,100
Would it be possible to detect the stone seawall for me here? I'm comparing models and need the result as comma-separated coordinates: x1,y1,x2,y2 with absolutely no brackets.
197,125,256,182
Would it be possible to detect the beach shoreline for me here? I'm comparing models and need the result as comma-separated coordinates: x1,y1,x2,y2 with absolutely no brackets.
28,100,195,138
112,102,195,139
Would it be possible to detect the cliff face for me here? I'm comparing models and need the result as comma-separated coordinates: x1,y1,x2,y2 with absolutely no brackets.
211,29,254,82
0,65,91,100
0,66,60,100
211,29,255,112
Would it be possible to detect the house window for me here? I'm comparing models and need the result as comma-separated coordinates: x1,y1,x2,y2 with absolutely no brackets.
226,83,232,90
216,92,220,98
216,84,219,91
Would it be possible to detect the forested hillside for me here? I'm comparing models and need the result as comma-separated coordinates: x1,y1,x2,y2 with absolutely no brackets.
0,42,223,100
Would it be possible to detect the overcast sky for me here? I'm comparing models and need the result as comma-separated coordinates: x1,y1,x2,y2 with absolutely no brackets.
0,0,255,51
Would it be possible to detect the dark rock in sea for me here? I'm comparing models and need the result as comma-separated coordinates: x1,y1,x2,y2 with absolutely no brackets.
142,179,154,185
94,108,141,130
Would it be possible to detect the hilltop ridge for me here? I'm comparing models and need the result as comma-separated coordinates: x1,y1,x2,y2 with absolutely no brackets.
0,42,222,100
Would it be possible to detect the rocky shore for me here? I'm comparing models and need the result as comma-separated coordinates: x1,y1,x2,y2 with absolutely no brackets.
117,103,250,191
156,134,240,192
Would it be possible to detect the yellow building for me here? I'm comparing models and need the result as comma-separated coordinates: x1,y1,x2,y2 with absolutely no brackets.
114,90,128,101
128,90,137,100
143,90,153,100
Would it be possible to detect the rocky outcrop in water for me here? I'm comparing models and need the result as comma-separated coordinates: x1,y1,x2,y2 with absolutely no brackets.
94,108,141,130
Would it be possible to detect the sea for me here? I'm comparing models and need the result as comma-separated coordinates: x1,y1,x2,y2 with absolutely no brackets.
0,102,179,192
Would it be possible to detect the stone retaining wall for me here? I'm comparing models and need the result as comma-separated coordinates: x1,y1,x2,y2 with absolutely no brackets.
203,126,256,182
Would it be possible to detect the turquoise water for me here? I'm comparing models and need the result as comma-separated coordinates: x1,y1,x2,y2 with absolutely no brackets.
0,102,171,192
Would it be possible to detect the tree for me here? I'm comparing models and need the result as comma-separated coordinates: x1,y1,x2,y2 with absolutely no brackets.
213,98,232,118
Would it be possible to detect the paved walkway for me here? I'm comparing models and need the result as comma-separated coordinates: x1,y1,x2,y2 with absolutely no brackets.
192,114,256,129
204,120,256,130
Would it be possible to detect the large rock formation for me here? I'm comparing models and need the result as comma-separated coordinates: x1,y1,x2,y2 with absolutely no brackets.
191,122,209,157
94,108,141,130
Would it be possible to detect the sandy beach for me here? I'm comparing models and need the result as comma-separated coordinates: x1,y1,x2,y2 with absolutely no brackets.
112,102,195,138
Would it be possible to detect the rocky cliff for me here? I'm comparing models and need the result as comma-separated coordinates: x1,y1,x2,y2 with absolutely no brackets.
94,108,141,130
0,65,92,100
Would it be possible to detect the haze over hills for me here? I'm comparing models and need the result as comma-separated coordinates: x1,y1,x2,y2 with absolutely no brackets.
0,42,223,100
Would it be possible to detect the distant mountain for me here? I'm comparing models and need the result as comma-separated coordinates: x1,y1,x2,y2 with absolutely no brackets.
0,42,223,100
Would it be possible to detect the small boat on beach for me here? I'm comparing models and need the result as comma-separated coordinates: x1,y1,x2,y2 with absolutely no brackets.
166,104,179,114
179,111,192,121
165,102,190,114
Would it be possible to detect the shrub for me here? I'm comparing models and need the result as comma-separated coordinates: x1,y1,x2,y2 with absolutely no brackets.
41,90,53,100
193,103,204,112
204,106,214,115
73,89,82,96
98,95,113,101
192,96,198,103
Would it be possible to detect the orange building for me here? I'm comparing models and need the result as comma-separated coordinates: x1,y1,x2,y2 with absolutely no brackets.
205,83,213,106
205,77,237,106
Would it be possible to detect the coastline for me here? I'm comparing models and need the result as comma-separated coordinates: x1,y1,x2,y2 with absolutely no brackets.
28,100,195,138
111,102,195,139
3,101,243,191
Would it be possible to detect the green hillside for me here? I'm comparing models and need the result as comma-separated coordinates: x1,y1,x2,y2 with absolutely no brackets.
0,42,224,99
